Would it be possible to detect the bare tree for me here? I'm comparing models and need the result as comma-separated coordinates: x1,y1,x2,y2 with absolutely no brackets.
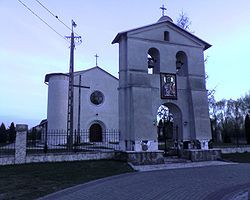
176,11,192,32
176,11,215,115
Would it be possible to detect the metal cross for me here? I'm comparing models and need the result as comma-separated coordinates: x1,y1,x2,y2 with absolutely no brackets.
160,4,167,16
94,54,99,66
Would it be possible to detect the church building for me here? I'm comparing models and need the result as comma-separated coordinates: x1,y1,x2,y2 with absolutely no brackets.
45,10,212,153
45,66,119,142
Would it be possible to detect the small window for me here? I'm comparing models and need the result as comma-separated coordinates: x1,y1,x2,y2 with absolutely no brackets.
164,31,169,41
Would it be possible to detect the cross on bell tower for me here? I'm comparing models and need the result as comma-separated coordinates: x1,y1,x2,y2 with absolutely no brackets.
160,4,167,16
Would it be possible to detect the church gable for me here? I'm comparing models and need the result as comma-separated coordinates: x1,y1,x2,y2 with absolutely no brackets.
129,24,203,49
75,67,118,89
76,67,118,81
113,20,211,50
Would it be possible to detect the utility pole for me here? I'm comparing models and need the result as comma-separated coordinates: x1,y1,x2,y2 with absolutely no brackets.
65,20,90,149
65,20,81,149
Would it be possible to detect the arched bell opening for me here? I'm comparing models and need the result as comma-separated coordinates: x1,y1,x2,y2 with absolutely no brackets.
148,48,160,74
176,51,188,76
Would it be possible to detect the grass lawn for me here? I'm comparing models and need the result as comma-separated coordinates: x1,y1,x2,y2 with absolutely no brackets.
222,152,250,163
0,160,134,200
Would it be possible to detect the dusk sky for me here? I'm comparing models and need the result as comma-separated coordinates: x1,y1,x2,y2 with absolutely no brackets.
0,0,250,127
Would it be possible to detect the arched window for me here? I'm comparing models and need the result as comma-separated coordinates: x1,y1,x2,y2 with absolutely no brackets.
176,51,188,76
89,123,103,142
148,48,160,74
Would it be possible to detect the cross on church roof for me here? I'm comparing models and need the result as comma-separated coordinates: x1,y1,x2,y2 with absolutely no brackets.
94,54,99,66
160,4,167,16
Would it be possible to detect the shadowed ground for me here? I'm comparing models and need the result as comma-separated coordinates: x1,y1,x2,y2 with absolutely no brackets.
40,163,250,200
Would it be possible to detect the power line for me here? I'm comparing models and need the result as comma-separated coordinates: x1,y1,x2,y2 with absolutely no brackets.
17,0,69,42
35,0,80,36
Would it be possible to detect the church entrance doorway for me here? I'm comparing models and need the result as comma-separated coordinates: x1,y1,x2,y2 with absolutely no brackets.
157,104,182,156
89,123,103,142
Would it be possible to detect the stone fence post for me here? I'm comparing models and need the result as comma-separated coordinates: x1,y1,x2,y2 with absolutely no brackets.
15,124,28,164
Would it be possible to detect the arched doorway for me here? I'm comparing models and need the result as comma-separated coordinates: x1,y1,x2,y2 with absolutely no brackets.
89,123,103,142
157,103,182,156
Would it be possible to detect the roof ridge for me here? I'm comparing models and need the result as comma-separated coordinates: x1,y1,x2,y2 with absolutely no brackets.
45,66,118,82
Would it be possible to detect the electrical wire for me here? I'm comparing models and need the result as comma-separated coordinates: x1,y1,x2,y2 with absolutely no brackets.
17,0,69,42
35,0,80,36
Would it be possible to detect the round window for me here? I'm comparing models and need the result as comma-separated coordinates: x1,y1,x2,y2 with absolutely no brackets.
90,91,104,105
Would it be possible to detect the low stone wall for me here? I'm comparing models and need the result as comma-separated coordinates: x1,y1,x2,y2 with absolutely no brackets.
0,152,115,166
26,152,115,163
182,149,222,162
219,147,250,154
115,151,165,165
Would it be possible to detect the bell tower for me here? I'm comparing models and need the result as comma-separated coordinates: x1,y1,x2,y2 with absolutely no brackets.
112,13,212,153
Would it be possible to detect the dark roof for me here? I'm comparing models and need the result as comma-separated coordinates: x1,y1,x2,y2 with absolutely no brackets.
45,73,68,83
112,17,211,50
39,119,47,125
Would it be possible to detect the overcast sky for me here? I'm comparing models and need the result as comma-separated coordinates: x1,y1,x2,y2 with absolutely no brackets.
0,0,250,127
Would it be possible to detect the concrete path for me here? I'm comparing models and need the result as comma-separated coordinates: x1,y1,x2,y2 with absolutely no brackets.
40,162,250,200
131,160,235,172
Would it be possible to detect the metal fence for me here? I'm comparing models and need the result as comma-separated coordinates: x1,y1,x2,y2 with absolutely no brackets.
26,129,120,154
0,142,15,157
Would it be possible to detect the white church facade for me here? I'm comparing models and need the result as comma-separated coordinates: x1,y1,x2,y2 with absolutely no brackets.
45,66,119,142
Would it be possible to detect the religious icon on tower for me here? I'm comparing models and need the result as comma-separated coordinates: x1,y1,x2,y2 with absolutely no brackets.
160,73,177,99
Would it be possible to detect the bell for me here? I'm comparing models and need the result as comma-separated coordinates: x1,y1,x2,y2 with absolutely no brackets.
176,60,183,70
148,57,156,68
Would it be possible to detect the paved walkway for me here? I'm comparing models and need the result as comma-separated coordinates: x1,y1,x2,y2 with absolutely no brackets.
40,162,250,200
131,160,235,172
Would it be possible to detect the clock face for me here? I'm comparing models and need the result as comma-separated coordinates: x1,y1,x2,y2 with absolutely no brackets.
90,91,104,105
